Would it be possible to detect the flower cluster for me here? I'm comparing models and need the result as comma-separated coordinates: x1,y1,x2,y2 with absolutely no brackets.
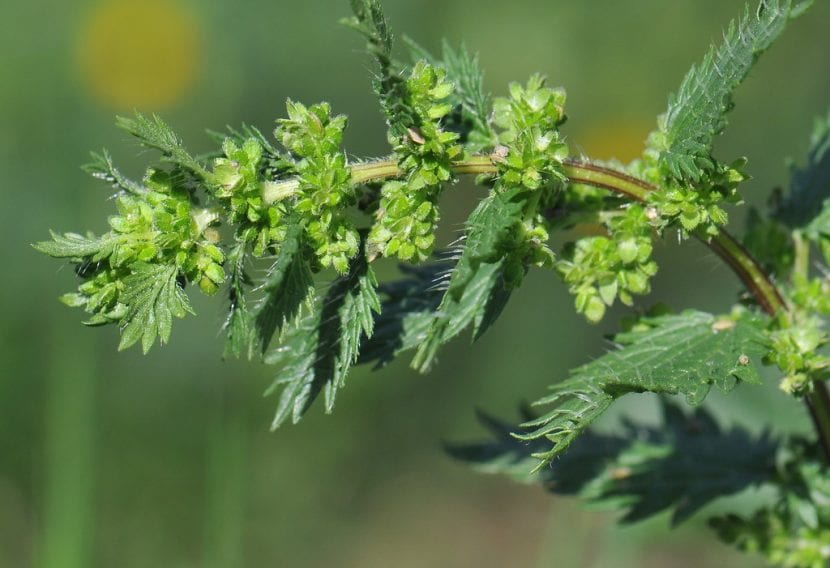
767,274,830,395
492,74,569,192
60,266,129,325
58,168,226,323
275,101,358,273
212,138,288,256
489,74,570,287
368,62,463,262
499,211,557,288
556,204,657,322
635,130,747,237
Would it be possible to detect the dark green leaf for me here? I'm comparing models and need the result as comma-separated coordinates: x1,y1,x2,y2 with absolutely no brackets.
328,262,381,410
711,440,830,567
343,0,392,64
251,218,314,356
411,190,524,372
516,310,770,467
342,0,413,135
264,253,380,428
263,315,319,428
453,398,777,526
358,262,448,369
776,109,830,233
742,208,794,279
223,242,254,359
658,0,810,182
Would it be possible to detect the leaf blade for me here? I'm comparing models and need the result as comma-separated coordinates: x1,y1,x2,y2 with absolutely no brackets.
116,262,193,354
453,398,777,526
251,218,314,356
411,190,524,372
264,252,381,428
516,310,770,468
657,0,810,182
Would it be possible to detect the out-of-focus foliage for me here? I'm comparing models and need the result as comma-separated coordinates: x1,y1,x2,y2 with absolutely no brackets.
452,398,778,525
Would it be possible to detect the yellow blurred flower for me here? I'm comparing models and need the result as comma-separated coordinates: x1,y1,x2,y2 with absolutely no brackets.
576,119,650,164
76,0,201,110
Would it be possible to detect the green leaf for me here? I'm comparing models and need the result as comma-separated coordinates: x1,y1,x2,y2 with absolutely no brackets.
776,109,830,233
343,0,392,65
251,219,315,355
330,262,381,407
34,230,116,261
742,208,794,279
264,253,380,428
83,150,145,195
117,262,194,354
116,112,208,178
411,190,524,372
516,310,770,468
711,440,830,568
263,314,320,428
358,262,448,369
452,398,777,526
223,242,254,359
657,0,810,182
342,0,409,131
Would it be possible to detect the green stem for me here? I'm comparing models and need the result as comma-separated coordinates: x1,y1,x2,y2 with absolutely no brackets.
203,381,247,568
263,152,830,459
40,323,96,568
792,230,810,281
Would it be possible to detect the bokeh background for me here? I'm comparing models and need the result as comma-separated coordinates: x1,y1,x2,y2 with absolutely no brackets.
2,0,829,566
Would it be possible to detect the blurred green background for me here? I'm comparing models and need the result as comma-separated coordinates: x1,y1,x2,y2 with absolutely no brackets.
2,0,829,566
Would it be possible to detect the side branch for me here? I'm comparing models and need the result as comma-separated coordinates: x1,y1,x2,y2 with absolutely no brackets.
262,155,788,315
262,153,830,458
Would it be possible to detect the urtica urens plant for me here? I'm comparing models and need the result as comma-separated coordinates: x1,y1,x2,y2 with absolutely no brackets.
36,0,830,564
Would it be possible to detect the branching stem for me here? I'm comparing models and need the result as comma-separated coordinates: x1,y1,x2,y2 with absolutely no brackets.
263,153,830,458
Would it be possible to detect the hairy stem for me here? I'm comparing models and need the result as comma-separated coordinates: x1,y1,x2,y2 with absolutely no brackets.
262,153,830,458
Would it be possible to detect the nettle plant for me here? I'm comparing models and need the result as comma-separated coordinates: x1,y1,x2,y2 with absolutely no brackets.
36,0,830,564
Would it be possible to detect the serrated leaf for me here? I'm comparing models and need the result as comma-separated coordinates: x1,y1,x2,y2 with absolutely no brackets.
116,112,208,178
516,310,770,468
710,440,830,567
83,149,145,195
358,262,449,369
264,253,380,428
411,190,524,372
329,263,380,409
453,398,777,526
117,262,194,354
263,315,319,428
251,219,314,356
658,0,810,182
776,109,830,233
223,242,254,359
343,0,392,60
33,231,116,261
343,0,414,136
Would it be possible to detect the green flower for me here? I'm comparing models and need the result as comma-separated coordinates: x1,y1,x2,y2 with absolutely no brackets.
369,62,464,262
276,100,358,273
557,205,657,322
